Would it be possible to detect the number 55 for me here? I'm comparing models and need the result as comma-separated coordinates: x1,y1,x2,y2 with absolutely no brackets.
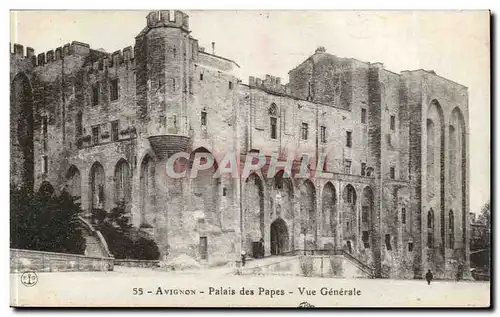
133,288,143,295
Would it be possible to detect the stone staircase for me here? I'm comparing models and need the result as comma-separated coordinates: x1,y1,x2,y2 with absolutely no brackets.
78,216,113,258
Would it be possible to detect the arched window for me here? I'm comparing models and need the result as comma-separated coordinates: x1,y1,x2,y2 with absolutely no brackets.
401,208,406,224
90,162,105,211
427,209,434,248
66,165,81,199
344,185,356,205
269,103,278,139
115,159,131,206
449,209,455,249
140,155,155,227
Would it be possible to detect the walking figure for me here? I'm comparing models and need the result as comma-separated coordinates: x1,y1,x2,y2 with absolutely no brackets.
241,251,247,267
425,269,434,285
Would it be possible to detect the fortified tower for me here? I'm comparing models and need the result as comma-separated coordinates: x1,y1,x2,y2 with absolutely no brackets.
135,10,193,160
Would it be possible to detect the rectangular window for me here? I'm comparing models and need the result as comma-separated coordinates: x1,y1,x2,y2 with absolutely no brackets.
42,115,48,151
408,242,414,252
301,123,308,140
229,81,233,89
346,131,352,147
385,234,392,251
42,155,48,174
222,187,227,196
344,159,352,174
361,108,367,124
200,73,204,81
92,126,100,145
390,166,395,179
92,83,99,106
402,208,407,224
201,111,207,126
390,115,396,130
270,117,277,139
110,79,119,101
361,162,366,176
111,120,119,142
320,126,326,143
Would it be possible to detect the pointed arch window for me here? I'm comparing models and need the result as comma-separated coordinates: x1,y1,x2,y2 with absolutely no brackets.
427,209,434,248
449,210,455,249
269,103,278,139
115,159,131,206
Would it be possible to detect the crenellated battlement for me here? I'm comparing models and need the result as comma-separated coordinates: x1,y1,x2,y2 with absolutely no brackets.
12,39,137,75
83,45,136,76
145,10,189,31
249,74,290,94
10,42,36,66
8,41,92,67
35,41,91,67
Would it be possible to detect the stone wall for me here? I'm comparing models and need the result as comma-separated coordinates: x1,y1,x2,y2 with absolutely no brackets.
10,249,114,273
114,259,159,268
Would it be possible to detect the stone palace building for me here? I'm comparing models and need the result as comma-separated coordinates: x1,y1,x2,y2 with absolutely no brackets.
10,10,470,279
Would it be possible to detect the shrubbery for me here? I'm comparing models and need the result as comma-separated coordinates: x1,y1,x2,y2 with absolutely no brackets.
299,255,314,277
93,201,159,260
10,185,86,255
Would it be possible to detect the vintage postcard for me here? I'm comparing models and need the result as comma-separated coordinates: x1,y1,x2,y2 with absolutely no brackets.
9,10,491,308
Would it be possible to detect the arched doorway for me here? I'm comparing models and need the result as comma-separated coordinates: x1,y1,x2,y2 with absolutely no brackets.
270,218,289,255
243,173,265,257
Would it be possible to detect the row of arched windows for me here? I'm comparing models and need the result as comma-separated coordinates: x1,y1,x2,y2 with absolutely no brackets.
427,208,455,249
65,155,155,227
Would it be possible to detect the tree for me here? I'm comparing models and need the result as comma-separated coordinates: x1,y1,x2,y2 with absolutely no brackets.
10,184,86,254
479,201,490,227
471,201,491,251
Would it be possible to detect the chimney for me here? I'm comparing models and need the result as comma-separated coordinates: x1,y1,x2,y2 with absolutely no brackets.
211,42,215,55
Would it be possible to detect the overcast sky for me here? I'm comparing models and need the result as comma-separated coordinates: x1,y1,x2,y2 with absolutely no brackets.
10,10,490,214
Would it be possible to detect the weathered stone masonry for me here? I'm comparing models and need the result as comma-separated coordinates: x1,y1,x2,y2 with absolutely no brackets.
10,10,470,279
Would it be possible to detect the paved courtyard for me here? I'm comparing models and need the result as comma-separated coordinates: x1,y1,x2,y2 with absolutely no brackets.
10,266,490,308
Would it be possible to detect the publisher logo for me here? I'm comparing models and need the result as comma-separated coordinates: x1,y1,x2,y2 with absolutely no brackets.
21,271,38,287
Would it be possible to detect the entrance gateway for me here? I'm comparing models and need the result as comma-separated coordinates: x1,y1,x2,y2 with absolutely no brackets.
270,218,289,255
